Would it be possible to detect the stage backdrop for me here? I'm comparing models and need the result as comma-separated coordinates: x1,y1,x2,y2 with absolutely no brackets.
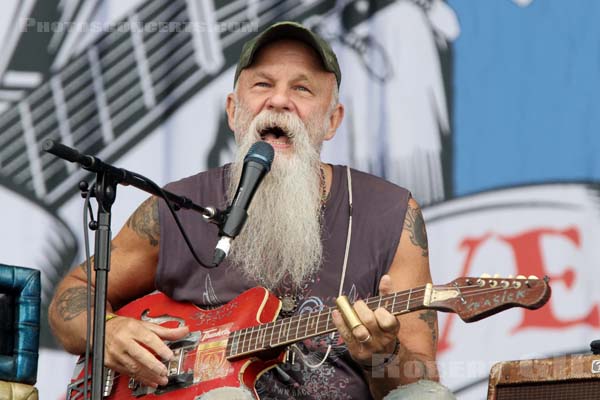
0,0,598,398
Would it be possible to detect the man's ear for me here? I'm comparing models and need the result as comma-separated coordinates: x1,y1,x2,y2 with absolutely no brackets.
324,102,344,141
226,93,236,132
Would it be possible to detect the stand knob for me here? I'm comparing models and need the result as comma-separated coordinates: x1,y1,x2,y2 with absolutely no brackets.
590,340,600,355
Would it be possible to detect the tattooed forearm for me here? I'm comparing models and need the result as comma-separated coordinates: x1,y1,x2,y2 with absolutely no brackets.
418,310,438,345
403,203,429,257
126,197,159,246
55,286,92,321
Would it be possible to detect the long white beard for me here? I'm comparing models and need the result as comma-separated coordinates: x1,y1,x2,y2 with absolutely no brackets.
227,106,325,290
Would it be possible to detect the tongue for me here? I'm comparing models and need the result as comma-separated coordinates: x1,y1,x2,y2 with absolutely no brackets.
262,132,290,144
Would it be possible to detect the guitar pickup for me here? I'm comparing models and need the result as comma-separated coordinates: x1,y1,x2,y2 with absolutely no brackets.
166,331,200,350
167,338,196,350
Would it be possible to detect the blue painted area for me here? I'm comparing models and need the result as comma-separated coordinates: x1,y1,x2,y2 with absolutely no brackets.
448,0,600,196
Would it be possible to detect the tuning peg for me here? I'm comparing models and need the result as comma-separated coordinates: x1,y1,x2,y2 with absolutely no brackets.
480,273,491,278
516,275,526,279
508,275,514,279
528,275,539,280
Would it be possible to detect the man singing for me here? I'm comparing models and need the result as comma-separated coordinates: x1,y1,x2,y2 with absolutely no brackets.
50,21,454,400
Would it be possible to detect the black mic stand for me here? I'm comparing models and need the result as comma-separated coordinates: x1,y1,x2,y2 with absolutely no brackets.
90,169,117,400
43,139,223,400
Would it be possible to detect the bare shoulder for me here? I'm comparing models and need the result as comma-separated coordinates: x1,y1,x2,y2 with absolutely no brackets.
125,196,160,247
402,197,428,258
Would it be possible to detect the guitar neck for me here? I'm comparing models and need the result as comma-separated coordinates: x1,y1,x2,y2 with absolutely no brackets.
0,0,333,208
226,284,430,359
226,275,551,359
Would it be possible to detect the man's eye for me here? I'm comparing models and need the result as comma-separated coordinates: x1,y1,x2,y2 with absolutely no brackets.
255,82,270,87
295,86,310,92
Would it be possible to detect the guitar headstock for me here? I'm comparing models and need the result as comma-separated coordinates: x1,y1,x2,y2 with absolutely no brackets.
426,275,551,322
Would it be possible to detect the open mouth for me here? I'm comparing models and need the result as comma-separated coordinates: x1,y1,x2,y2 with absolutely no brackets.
260,126,289,140
259,125,292,142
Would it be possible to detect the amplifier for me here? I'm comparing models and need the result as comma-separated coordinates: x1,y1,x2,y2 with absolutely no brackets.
487,353,600,400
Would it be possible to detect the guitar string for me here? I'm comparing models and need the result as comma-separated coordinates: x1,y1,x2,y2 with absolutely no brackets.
230,283,544,355
21,3,189,167
3,0,309,188
0,0,183,176
37,0,305,188
44,0,304,181
0,0,172,130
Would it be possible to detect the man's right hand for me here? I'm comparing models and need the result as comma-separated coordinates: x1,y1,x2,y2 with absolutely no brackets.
104,316,190,388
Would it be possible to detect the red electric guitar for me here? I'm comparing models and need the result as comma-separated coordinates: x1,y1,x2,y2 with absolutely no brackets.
66,275,550,399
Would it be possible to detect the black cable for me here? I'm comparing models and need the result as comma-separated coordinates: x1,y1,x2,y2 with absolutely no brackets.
82,184,95,399
129,171,218,268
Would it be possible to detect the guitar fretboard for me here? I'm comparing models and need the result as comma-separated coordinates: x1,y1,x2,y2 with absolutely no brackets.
0,0,335,208
226,285,428,359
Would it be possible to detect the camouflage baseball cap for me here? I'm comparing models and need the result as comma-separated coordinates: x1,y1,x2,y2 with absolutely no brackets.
234,21,341,88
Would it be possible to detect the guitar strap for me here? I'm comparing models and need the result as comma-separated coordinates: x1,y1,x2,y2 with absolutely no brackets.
293,165,353,369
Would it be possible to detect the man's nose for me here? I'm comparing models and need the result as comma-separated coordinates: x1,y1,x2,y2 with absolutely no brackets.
265,88,293,112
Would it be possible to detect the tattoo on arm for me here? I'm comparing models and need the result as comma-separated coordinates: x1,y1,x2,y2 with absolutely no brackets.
55,286,92,321
403,203,429,257
418,310,438,345
126,197,159,246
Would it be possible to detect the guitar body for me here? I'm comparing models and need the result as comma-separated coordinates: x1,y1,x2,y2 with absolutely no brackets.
68,287,283,399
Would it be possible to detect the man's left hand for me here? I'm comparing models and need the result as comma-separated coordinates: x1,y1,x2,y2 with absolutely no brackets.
332,274,401,366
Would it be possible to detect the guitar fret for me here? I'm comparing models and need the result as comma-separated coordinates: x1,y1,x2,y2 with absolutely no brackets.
245,327,253,352
285,318,291,343
251,326,259,352
18,101,46,197
315,311,321,335
241,327,249,354
275,320,282,346
294,315,301,341
129,14,156,109
304,314,310,338
268,323,276,348
254,325,263,350
87,46,114,143
405,289,412,313
260,325,267,349
187,0,225,74
49,77,76,173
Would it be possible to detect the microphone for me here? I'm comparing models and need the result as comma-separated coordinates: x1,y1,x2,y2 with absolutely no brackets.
213,141,274,265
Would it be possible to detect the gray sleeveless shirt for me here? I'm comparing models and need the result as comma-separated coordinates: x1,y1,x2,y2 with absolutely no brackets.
156,164,410,399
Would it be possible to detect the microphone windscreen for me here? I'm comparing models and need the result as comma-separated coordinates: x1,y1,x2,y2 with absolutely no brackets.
244,141,274,170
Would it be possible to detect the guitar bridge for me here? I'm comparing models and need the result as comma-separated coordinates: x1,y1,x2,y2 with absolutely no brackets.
130,332,201,397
